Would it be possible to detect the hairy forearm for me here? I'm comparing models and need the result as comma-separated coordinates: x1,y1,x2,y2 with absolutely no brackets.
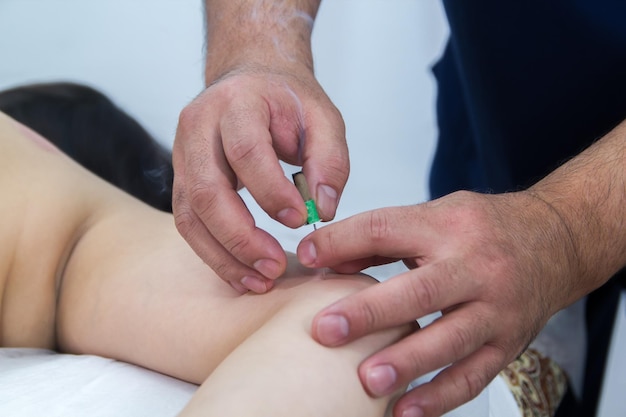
529,118,626,303
203,0,321,83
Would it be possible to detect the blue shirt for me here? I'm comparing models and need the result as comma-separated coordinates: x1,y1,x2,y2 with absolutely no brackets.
430,1,626,198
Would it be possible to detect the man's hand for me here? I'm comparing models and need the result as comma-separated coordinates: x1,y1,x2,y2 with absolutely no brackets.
296,119,626,417
173,0,348,293
296,190,598,417
174,68,347,293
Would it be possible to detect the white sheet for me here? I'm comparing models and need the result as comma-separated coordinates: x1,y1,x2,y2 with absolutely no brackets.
0,347,518,417
0,348,195,416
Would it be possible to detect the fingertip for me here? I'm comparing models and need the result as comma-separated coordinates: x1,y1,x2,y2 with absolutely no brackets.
264,278,276,291
241,276,270,294
253,258,285,280
393,386,438,417
296,239,318,267
395,404,425,417
316,183,338,220
362,364,399,397
312,313,349,346
229,280,249,294
277,207,307,228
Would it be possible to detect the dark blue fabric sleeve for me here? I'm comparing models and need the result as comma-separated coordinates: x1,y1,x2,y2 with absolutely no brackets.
430,0,626,198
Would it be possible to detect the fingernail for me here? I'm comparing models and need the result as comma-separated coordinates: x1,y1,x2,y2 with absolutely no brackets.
229,280,248,294
241,276,267,293
277,207,305,228
365,364,397,396
316,184,338,219
253,259,282,279
298,240,317,267
315,314,349,346
401,406,424,417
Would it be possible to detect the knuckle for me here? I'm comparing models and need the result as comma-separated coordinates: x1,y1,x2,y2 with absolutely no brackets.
402,344,427,377
209,256,236,281
368,210,392,242
205,246,243,282
225,134,263,166
177,103,200,134
324,154,350,189
494,344,512,366
447,322,477,360
445,306,494,360
441,191,488,231
222,232,252,257
173,206,196,238
171,183,186,212
409,274,440,312
323,134,349,167
357,299,385,332
173,214,243,279
326,157,350,190
419,385,451,417
188,181,219,217
485,339,514,367
185,182,254,259
456,370,487,403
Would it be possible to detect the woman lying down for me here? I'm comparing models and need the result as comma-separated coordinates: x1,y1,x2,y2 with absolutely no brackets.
0,83,570,417
0,109,412,416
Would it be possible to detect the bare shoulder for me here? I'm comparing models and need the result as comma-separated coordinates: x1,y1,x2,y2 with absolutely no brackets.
0,113,106,348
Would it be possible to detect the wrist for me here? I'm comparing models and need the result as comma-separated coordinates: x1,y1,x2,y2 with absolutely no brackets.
527,121,626,298
204,1,318,85
523,189,587,302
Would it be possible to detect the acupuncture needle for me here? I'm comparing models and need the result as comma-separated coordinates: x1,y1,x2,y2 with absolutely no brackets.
292,171,320,232
292,171,327,277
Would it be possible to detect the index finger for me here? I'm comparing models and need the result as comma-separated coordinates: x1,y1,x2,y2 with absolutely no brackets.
221,99,309,229
174,109,287,283
311,261,480,347
297,206,431,269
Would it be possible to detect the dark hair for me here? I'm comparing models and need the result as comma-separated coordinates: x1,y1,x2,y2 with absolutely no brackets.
0,82,173,212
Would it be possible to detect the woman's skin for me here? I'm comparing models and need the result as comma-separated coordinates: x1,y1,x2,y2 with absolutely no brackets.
0,112,410,417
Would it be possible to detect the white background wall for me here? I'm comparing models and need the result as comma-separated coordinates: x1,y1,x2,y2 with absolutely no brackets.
0,0,449,247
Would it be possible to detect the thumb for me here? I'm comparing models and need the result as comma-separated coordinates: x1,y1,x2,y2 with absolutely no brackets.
301,103,349,221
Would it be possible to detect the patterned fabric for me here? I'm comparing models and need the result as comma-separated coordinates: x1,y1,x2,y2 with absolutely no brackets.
499,348,568,417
